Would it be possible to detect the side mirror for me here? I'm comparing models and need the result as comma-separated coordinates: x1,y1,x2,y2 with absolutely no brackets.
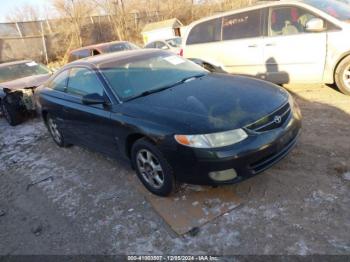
305,18,325,32
82,93,107,105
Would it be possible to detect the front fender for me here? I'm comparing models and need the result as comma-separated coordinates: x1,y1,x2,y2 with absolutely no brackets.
0,86,6,100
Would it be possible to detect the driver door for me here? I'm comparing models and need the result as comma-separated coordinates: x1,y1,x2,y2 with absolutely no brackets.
62,67,117,156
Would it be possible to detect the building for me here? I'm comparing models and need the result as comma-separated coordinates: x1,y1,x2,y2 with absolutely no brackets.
141,18,183,44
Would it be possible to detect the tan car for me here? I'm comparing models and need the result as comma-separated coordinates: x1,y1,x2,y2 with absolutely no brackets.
183,0,350,95
67,41,139,62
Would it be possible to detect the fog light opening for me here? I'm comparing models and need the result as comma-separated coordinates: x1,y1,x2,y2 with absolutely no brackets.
209,169,237,182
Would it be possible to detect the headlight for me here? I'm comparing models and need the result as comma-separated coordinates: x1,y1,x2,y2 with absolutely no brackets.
288,93,301,119
288,93,295,107
174,129,248,148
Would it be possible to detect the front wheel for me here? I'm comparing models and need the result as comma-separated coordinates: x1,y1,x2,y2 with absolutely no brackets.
335,56,350,96
131,138,175,197
0,99,23,126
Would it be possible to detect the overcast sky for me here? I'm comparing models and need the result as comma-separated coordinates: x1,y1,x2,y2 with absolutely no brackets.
0,0,50,22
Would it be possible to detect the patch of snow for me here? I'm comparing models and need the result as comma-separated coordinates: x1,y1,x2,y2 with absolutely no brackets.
288,239,310,255
343,172,350,181
305,190,338,205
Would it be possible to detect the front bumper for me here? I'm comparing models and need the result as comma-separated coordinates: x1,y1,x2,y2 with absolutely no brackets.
161,105,302,185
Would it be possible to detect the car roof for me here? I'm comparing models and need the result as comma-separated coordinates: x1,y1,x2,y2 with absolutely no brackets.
68,49,165,68
187,0,307,25
0,60,34,68
148,37,181,43
69,41,129,53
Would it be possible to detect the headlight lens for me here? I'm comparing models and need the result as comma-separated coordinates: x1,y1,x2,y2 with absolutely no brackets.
288,93,302,119
175,129,248,148
288,93,295,108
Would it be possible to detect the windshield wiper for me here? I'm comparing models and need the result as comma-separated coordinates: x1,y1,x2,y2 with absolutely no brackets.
125,74,206,102
125,86,173,101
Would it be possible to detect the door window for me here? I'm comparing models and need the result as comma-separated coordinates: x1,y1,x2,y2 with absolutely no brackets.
222,10,262,41
48,70,69,92
67,68,104,97
145,42,156,48
92,49,101,56
269,6,321,36
156,41,168,50
186,18,222,45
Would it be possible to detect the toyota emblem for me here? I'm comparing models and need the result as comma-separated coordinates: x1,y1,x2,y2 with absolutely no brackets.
274,115,282,124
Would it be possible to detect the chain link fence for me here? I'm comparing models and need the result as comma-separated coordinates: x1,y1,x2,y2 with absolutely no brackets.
0,11,164,64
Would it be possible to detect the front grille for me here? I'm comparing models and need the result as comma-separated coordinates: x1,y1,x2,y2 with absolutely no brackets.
249,133,298,174
245,102,291,133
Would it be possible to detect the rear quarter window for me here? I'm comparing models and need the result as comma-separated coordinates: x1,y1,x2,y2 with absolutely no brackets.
145,42,156,48
69,49,91,62
186,18,222,45
48,70,69,92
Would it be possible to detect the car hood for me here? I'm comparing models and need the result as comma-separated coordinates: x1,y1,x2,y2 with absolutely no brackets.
0,74,51,90
121,74,289,134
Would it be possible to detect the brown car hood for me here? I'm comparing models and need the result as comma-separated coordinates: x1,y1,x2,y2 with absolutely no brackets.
0,74,51,91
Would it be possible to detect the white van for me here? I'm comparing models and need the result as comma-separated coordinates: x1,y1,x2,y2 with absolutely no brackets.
182,0,350,95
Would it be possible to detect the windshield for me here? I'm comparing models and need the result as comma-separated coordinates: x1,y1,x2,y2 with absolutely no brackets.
101,42,139,53
165,38,182,48
100,53,207,101
304,0,350,21
0,61,50,83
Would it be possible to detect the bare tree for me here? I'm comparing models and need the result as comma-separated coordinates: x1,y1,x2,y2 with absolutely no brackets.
6,4,41,22
52,0,95,47
91,0,131,41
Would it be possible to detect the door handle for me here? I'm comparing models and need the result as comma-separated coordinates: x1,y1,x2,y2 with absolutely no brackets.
248,44,258,48
266,43,276,47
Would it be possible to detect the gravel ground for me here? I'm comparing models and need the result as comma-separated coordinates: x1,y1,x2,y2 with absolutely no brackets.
0,84,349,255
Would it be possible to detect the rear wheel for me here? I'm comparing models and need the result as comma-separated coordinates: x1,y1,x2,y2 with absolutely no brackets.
335,56,350,96
46,114,69,147
131,138,175,197
0,99,23,126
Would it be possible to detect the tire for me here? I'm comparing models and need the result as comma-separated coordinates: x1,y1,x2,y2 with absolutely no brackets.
335,55,350,96
46,114,69,147
0,99,23,126
131,138,175,197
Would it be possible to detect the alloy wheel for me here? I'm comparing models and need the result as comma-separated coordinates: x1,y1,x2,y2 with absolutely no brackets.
136,149,165,189
48,117,62,144
343,65,350,90
1,102,11,123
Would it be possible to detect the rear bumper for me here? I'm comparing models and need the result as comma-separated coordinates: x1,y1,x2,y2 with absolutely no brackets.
161,106,301,185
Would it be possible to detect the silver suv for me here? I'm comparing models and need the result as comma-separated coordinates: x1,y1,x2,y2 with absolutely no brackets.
183,0,350,95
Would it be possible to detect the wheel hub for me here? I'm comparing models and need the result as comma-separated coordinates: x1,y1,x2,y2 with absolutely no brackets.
343,66,350,89
0,102,11,123
48,118,62,144
144,163,153,175
1,103,11,123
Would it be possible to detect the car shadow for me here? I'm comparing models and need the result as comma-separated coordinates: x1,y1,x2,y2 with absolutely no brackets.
256,57,290,84
230,57,290,85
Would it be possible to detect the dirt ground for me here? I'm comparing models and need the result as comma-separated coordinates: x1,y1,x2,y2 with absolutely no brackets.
0,84,349,255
